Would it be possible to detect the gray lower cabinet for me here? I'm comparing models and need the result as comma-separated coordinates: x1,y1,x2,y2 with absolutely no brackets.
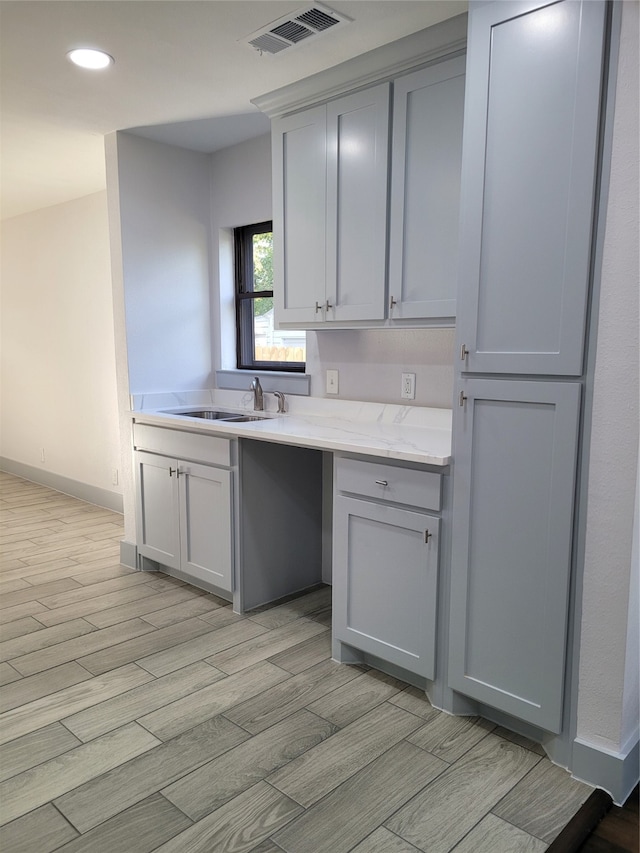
448,379,581,732
332,456,442,680
134,450,181,569
133,425,234,596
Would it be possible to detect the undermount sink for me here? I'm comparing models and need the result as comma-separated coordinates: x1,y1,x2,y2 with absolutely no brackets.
163,409,271,422
172,410,233,420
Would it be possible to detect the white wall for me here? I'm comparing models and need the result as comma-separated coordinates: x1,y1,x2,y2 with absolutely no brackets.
210,134,455,408
114,132,214,395
0,192,121,497
210,134,273,374
577,0,639,755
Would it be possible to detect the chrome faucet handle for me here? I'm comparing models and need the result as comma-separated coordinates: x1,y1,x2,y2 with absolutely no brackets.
250,376,264,411
273,391,286,414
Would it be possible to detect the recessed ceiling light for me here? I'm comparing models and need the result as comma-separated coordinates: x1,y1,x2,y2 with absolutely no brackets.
67,48,114,70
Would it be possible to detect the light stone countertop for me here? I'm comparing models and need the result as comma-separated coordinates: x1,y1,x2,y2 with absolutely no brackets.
131,390,452,467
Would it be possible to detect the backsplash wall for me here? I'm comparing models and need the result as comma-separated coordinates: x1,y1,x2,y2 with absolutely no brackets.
307,327,456,408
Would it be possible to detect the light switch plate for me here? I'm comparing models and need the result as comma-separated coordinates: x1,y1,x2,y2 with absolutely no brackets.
326,369,339,395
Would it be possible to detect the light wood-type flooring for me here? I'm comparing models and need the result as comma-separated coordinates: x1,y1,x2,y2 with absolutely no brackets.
0,471,595,853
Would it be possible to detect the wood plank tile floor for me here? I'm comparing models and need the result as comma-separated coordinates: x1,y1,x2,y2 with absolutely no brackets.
0,471,596,853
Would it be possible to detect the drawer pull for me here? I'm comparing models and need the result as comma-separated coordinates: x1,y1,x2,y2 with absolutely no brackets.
169,468,177,477
375,479,388,487
424,529,432,543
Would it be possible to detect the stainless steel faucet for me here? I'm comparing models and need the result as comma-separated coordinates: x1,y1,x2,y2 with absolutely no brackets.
250,376,264,411
273,391,286,413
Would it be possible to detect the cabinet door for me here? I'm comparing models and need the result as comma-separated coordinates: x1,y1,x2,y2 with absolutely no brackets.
272,105,327,325
178,461,233,593
456,0,607,374
388,56,465,320
448,379,581,731
134,451,180,570
325,84,390,322
333,496,439,679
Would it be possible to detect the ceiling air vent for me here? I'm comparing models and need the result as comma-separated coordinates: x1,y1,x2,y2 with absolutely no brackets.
241,3,352,56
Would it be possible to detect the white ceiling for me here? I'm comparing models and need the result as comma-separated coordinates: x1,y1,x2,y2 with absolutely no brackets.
0,0,466,220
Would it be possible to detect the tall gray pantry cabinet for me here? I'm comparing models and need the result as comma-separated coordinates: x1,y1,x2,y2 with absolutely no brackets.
448,0,608,732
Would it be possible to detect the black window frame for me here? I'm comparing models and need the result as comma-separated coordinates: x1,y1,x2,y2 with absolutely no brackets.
234,221,305,373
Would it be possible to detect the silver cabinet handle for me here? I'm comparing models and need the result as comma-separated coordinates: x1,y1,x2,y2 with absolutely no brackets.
459,391,467,407
460,344,469,360
315,301,322,314
424,530,432,543
390,296,397,310
169,467,177,478
325,300,333,311
375,479,388,486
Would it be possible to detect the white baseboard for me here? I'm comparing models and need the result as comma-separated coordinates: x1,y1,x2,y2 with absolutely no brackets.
1,457,124,514
572,734,639,805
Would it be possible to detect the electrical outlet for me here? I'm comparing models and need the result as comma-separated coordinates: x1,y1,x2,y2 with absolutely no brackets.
326,369,339,395
40,447,45,464
112,468,119,486
401,373,416,400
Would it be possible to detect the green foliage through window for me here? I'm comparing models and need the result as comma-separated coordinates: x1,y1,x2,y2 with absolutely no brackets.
234,222,305,372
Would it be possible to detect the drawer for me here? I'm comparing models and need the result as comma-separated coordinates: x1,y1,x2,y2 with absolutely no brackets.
335,456,441,511
133,423,234,468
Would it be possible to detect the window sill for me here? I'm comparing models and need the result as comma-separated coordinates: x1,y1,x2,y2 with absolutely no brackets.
215,370,310,396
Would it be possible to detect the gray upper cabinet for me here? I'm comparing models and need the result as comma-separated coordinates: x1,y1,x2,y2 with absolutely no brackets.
448,379,581,732
273,85,390,326
388,55,465,321
325,85,390,323
456,0,607,375
271,49,467,329
272,104,327,326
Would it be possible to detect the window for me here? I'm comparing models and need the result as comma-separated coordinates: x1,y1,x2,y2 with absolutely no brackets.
235,221,306,372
